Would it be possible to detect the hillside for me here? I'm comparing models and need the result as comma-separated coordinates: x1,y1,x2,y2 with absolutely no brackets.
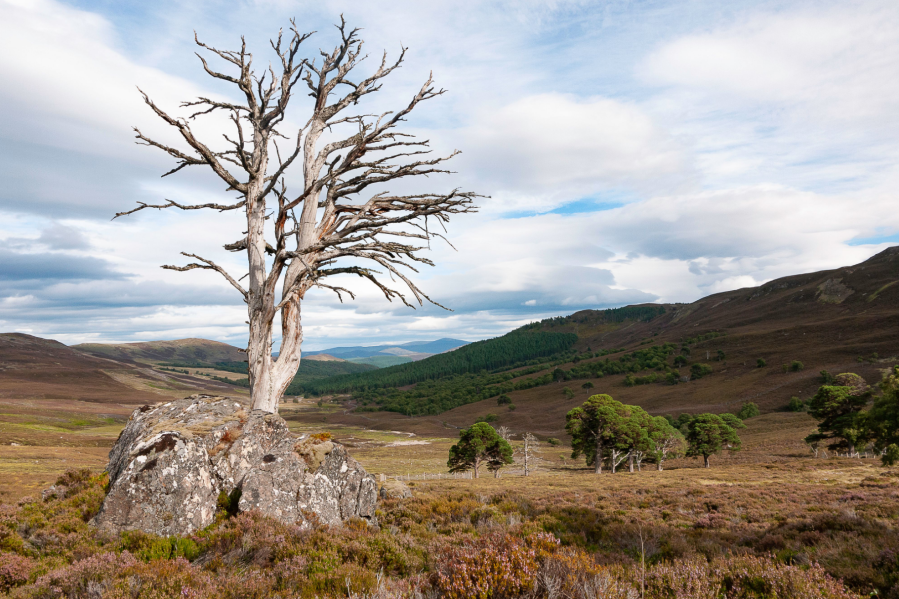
305,338,469,362
0,333,238,405
72,338,245,364
286,246,899,437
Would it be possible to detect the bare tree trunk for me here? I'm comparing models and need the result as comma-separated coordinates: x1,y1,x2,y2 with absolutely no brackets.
474,457,480,479
524,436,530,477
703,455,710,468
657,459,664,471
594,436,603,474
628,453,634,473
118,22,479,415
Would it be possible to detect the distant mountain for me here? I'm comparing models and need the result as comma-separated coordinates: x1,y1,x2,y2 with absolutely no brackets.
346,356,415,368
304,354,345,362
72,338,244,364
304,338,469,361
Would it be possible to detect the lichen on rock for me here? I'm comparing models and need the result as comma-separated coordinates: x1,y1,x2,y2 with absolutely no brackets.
92,395,377,536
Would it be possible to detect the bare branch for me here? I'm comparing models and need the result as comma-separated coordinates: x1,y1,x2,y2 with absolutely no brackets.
162,252,248,298
113,199,247,219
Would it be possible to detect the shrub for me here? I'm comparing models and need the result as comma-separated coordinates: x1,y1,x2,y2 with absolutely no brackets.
582,381,594,389
562,387,575,399
690,363,713,380
547,438,561,446
737,402,761,419
0,552,32,592
496,394,512,406
883,444,899,467
787,396,806,412
508,404,516,411
665,371,679,385
757,358,767,368
432,533,540,599
475,413,498,423
820,369,835,384
674,355,688,367
791,360,804,372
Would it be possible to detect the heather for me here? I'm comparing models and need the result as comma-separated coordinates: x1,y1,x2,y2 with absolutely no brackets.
2,462,897,598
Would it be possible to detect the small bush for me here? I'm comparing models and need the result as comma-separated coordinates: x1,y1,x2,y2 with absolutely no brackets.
690,363,713,380
787,396,806,412
883,444,899,467
665,371,679,385
508,404,516,411
582,381,594,389
496,394,512,406
820,369,835,384
562,387,575,399
674,355,688,367
737,402,761,419
791,360,804,372
0,552,32,592
476,414,498,423
433,533,540,599
757,358,767,368
547,438,561,446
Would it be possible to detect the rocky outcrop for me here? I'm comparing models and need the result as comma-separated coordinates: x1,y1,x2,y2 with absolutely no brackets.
379,480,412,499
92,395,377,536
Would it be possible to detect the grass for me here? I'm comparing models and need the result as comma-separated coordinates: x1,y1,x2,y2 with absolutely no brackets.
1,395,897,597
1,453,895,598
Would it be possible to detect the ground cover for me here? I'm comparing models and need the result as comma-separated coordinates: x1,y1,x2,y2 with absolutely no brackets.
2,401,898,597
0,445,896,598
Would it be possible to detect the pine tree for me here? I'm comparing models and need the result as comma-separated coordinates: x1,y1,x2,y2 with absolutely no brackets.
685,414,742,468
447,423,513,478
805,373,871,456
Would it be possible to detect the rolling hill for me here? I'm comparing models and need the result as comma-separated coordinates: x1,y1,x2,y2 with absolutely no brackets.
285,246,899,437
305,338,469,365
72,338,245,364
0,333,239,405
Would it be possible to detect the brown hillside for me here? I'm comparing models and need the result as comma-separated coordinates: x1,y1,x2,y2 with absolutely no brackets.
72,338,245,364
304,354,346,362
0,333,244,405
288,247,899,439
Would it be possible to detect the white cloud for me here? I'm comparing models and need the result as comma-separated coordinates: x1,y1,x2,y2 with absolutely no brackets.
461,93,691,210
641,5,899,125
0,0,897,350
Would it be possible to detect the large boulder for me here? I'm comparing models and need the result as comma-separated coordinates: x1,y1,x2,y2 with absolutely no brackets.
92,395,377,536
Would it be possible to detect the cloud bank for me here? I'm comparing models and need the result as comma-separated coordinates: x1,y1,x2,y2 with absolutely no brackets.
0,0,897,350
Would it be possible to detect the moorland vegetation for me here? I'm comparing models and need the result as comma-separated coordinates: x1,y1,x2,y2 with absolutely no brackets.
2,458,898,599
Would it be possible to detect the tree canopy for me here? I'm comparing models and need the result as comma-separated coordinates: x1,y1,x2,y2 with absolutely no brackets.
685,413,742,468
565,394,661,474
447,423,513,478
805,373,871,455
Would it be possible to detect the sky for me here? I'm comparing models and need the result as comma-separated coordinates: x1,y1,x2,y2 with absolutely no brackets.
1,0,898,351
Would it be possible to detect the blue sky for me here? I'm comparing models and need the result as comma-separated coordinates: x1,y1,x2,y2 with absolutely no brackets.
1,0,898,350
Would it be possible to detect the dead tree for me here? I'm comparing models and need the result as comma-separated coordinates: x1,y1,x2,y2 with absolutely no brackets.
517,432,542,477
116,20,479,412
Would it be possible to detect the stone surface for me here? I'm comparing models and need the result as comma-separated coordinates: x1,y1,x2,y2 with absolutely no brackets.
92,395,377,536
379,480,412,499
